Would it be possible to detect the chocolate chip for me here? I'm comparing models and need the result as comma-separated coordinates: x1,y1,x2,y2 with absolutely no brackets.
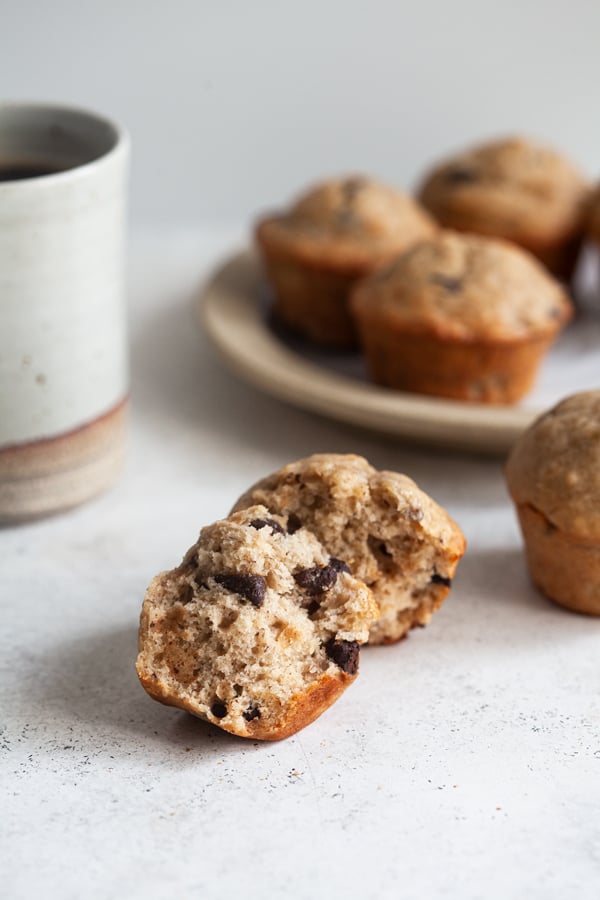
250,517,285,535
179,583,195,605
325,639,360,675
307,599,321,616
446,166,478,185
431,572,452,587
211,702,227,719
431,274,462,293
329,557,351,574
243,705,261,722
214,573,267,607
294,564,337,595
287,513,302,534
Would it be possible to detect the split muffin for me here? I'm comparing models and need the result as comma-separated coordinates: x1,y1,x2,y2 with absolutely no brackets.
256,175,435,347
418,136,590,279
505,391,600,615
351,231,573,404
137,505,378,740
232,453,466,645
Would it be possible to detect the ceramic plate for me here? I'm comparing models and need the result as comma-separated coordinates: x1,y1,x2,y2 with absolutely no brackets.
200,248,600,455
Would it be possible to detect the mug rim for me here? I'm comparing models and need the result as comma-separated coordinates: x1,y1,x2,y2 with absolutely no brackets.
0,100,130,187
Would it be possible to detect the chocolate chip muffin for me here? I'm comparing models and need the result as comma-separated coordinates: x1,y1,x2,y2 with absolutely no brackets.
136,505,378,740
232,454,466,645
351,231,573,404
505,391,600,616
418,137,590,279
256,175,435,347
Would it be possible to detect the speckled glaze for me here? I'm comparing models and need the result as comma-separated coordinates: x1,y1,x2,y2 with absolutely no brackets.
0,103,129,520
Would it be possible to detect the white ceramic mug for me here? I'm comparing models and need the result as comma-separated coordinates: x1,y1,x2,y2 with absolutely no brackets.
0,103,130,521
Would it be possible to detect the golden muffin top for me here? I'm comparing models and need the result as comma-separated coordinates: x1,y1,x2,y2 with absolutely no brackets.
351,230,572,341
419,136,589,246
506,391,600,541
256,175,435,271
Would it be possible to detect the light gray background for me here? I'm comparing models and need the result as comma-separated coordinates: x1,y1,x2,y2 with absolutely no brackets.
2,0,600,225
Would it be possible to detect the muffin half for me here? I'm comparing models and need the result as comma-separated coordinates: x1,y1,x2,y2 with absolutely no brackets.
232,453,466,645
137,505,378,740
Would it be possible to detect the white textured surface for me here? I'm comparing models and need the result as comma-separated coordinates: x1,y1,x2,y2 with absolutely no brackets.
2,231,600,900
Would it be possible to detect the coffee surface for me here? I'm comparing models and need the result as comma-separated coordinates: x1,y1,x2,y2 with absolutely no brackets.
0,161,68,182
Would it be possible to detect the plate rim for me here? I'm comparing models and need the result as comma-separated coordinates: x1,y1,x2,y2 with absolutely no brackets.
199,247,542,455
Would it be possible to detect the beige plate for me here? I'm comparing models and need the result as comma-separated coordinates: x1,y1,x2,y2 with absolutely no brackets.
200,249,600,456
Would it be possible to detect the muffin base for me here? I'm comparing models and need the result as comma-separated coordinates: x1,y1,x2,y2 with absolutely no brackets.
138,666,355,742
261,250,360,348
358,326,556,404
516,503,600,615
522,231,583,283
417,211,583,282
369,590,450,645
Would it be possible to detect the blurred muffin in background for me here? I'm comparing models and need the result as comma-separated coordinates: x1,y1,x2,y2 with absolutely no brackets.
587,182,600,245
505,391,600,615
418,137,590,280
351,230,573,404
256,176,435,347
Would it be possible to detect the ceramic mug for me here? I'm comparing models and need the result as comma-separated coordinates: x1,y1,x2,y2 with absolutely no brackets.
0,103,130,521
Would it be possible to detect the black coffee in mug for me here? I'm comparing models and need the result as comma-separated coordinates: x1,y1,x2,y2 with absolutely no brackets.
0,160,68,181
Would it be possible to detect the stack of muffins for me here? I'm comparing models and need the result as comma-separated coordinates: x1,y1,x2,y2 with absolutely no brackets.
255,137,600,623
256,136,594,404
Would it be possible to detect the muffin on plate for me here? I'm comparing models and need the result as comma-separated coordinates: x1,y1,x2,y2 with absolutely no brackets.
350,230,573,404
505,391,600,615
255,175,435,347
418,137,590,279
587,182,600,245
231,453,466,645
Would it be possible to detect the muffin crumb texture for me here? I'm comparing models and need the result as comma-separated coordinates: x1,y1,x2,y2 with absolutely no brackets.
136,505,378,740
233,454,466,644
